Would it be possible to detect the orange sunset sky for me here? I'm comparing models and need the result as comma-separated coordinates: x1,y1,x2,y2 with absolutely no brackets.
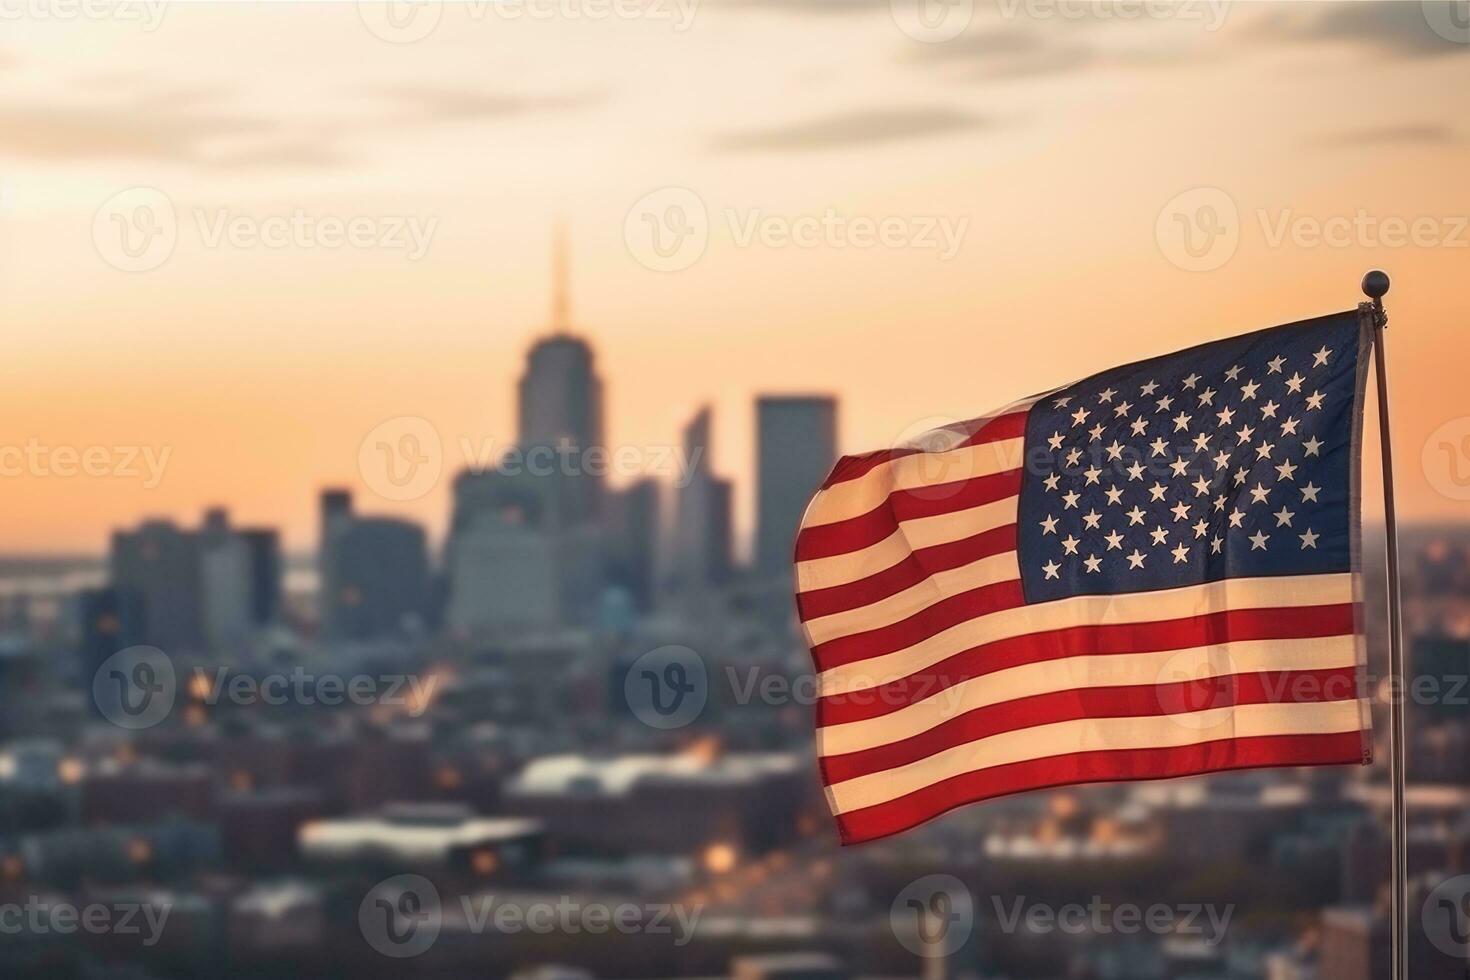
1,0,1468,555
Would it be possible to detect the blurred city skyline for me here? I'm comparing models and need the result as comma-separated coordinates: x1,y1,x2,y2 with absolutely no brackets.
0,2,1468,553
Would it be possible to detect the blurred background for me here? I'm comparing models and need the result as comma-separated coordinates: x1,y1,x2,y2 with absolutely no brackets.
1,1,1469,978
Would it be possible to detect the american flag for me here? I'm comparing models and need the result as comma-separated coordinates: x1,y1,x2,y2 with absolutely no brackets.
795,311,1374,844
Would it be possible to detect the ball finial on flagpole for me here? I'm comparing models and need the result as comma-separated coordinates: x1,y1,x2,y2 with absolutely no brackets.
1362,269,1391,300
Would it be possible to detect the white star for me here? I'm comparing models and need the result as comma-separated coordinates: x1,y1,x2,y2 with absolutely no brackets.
1305,391,1325,411
1228,508,1245,528
1280,417,1300,436
1062,490,1081,509
1126,461,1146,481
1170,501,1191,522
1127,549,1147,569
1233,467,1249,486
1169,456,1190,478
1210,535,1224,554
1256,442,1275,461
1249,483,1271,504
1236,425,1255,444
1083,509,1103,529
1301,482,1321,503
1240,380,1260,400
1130,417,1149,437
1042,559,1061,580
1155,395,1174,413
1065,448,1083,467
1192,518,1210,539
1299,528,1319,549
1083,466,1102,485
1150,525,1169,545
1088,422,1106,442
1192,475,1211,496
1312,346,1331,367
1192,432,1211,452
1275,459,1298,481
1261,400,1279,419
1267,355,1286,374
1140,380,1159,396
1148,482,1168,502
1224,365,1243,381
1126,506,1147,526
1212,450,1231,471
1285,372,1305,394
1172,543,1190,564
1216,406,1235,427
1173,412,1193,433
1054,396,1072,409
1040,515,1059,534
1104,529,1125,550
1213,494,1227,512
1302,437,1322,457
1249,530,1270,551
1104,486,1124,505
1182,373,1200,390
1104,440,1125,461
1047,431,1065,450
1043,473,1061,491
1071,406,1091,426
1098,387,1116,403
1274,506,1296,527
1084,554,1103,573
1114,400,1133,417
1149,437,1169,458
1061,534,1080,555
1198,387,1216,406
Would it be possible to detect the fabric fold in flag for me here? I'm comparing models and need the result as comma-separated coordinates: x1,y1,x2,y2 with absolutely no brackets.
794,310,1374,845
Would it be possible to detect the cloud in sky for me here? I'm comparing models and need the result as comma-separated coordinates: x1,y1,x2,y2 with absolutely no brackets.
1311,124,1461,148
377,86,602,123
1254,1,1470,58
712,105,985,152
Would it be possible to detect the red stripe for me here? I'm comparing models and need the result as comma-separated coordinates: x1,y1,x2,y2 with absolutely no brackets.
795,470,1022,562
796,524,1018,621
816,603,1358,724
833,731,1371,845
819,666,1361,785
819,411,1029,490
812,580,1026,671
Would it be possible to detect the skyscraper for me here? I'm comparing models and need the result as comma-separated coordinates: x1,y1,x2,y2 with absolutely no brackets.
516,227,605,524
756,396,837,576
110,519,205,651
671,406,733,592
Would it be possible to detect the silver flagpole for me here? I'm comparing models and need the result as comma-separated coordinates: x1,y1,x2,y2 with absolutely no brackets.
1361,269,1408,980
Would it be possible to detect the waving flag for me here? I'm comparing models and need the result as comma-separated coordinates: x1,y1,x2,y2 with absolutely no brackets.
796,311,1374,844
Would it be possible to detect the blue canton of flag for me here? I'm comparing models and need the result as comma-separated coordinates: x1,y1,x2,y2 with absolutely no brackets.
1019,312,1370,602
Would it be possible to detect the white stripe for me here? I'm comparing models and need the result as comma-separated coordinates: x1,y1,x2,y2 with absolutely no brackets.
802,551,1021,647
818,572,1356,697
796,495,1019,594
826,698,1370,814
817,634,1361,756
802,437,1026,530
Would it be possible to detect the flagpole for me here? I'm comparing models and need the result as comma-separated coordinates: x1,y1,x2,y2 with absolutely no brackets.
1361,269,1408,980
